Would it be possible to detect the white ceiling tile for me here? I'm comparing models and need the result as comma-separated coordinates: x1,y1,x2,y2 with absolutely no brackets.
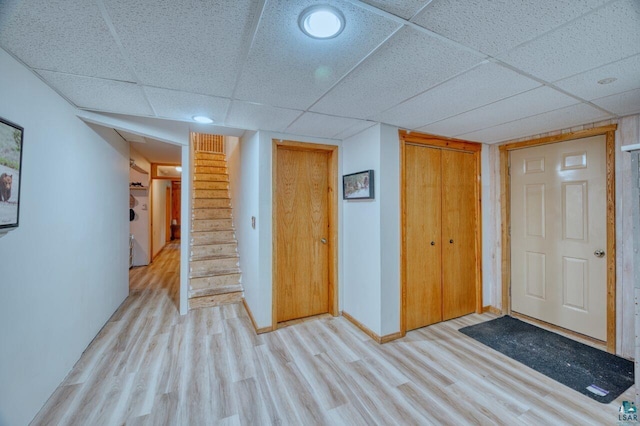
360,0,429,19
225,101,302,133
418,86,580,136
458,103,612,144
498,0,640,82
372,61,541,129
310,27,484,119
591,88,640,116
234,0,400,110
334,120,378,140
37,71,153,116
144,87,229,123
413,0,610,56
102,0,259,97
553,54,640,101
285,112,371,139
0,0,133,81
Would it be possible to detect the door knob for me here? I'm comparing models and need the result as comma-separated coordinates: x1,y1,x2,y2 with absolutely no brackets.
321,238,327,244
430,241,435,246
449,239,454,244
594,249,605,258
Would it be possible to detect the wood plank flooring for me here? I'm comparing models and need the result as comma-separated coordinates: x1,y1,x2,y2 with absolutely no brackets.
32,241,632,425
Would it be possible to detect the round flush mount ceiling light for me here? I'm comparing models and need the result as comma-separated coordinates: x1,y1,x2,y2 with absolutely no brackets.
192,115,214,124
299,5,345,39
597,77,617,85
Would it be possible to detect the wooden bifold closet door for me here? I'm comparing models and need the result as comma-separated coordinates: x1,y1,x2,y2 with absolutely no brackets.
405,144,478,331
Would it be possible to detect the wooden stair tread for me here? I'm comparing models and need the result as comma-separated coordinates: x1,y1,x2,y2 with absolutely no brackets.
189,284,243,298
189,267,241,279
191,230,235,236
189,268,242,284
190,240,237,245
190,240,237,246
188,291,243,310
190,222,234,226
190,254,239,261
194,175,229,181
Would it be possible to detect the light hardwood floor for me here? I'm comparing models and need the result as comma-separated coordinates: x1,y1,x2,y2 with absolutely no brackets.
32,241,632,425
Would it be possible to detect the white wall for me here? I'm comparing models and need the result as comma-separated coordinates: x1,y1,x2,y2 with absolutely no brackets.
342,125,382,334
341,124,401,337
0,48,129,426
179,144,191,315
151,179,171,257
379,124,401,335
233,132,264,323
129,147,150,265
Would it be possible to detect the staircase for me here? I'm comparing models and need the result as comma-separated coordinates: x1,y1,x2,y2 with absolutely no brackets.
189,150,243,310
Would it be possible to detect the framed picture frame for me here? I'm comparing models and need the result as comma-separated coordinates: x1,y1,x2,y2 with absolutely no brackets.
343,169,374,200
0,117,24,230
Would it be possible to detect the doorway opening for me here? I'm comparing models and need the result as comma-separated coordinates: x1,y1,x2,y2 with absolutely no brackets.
272,139,339,330
499,125,617,352
126,131,182,311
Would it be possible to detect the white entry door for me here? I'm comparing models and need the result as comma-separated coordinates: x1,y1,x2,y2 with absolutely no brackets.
510,135,607,341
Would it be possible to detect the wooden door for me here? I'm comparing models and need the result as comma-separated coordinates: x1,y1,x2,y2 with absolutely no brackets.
510,135,607,340
441,150,477,320
165,187,171,243
171,181,181,225
405,144,443,330
275,147,330,322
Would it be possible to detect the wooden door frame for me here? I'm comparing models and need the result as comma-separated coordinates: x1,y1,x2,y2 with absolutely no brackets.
149,178,154,262
498,124,617,352
399,130,483,336
272,139,339,330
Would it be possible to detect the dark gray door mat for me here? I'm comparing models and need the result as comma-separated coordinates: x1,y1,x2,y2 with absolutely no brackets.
459,315,634,403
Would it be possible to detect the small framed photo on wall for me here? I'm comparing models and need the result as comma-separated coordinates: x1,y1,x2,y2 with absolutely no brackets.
0,117,24,230
343,170,374,200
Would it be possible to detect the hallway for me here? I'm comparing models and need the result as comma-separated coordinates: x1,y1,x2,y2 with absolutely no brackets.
31,242,632,425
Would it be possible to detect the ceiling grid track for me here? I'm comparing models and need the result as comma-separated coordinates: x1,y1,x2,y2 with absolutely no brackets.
1,0,635,143
284,26,405,135
95,0,157,116
223,0,269,125
347,0,622,130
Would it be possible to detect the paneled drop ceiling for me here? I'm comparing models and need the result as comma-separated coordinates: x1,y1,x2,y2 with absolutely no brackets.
1,0,638,144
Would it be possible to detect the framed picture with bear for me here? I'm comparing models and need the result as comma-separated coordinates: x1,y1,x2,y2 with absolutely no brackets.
0,116,24,230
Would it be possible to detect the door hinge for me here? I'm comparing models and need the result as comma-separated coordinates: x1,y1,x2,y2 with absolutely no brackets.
508,165,511,176
509,226,511,236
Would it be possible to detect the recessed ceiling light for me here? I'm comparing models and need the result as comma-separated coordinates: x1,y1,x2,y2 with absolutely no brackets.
597,77,617,85
299,5,345,39
193,115,213,124
175,166,182,172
